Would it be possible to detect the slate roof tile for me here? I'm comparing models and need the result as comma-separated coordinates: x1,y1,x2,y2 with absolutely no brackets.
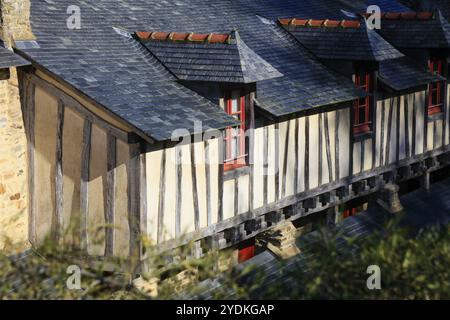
0,45,30,69
138,30,283,84
338,0,410,13
280,18,404,62
379,57,444,91
18,0,364,139
377,11,450,48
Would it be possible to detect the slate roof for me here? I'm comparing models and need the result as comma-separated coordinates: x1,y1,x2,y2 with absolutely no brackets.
338,0,411,13
13,0,367,142
237,0,351,20
280,18,404,62
137,30,283,84
432,1,450,20
0,45,30,69
401,0,450,21
377,11,450,48
379,57,444,91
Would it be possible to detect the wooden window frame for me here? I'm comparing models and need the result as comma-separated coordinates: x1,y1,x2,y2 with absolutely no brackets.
343,207,358,219
353,68,373,135
428,57,445,116
238,238,256,263
224,90,248,172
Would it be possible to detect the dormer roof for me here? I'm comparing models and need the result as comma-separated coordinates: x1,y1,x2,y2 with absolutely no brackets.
279,18,403,62
375,11,450,48
136,30,283,84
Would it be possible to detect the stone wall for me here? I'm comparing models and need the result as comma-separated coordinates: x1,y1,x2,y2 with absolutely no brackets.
0,0,34,252
0,68,28,252
0,0,35,45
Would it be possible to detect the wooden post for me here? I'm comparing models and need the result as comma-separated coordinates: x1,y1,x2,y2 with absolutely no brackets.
324,113,333,182
105,134,116,257
54,100,65,243
263,126,268,205
128,143,141,259
385,97,395,166
157,148,166,243
282,120,290,198
175,144,182,237
190,143,200,231
80,120,92,252
380,99,385,166
218,136,224,222
304,117,310,190
139,149,148,256
27,80,37,245
274,123,280,200
334,111,340,180
204,140,212,226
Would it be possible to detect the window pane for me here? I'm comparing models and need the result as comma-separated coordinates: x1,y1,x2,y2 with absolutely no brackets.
359,107,366,124
232,137,237,159
231,91,240,113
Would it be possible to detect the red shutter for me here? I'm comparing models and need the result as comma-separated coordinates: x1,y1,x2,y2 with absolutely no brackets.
353,70,372,134
428,58,444,115
238,238,256,263
224,91,247,171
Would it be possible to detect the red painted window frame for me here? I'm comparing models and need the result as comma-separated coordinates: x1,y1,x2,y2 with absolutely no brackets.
224,91,247,171
353,70,372,135
238,239,255,263
428,57,445,116
343,207,358,219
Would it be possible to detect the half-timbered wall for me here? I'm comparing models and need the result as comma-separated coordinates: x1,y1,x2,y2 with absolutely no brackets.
23,72,139,259
144,108,351,246
144,86,450,249
24,69,450,257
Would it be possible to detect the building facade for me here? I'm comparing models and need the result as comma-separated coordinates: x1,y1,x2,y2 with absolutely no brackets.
1,0,450,268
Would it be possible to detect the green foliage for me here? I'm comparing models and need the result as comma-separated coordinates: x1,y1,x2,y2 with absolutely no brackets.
252,222,450,300
0,221,448,300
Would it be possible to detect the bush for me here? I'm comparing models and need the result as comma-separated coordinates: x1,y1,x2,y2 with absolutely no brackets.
250,222,450,300
0,220,448,300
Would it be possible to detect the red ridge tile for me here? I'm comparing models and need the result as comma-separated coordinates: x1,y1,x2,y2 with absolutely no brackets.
400,12,417,20
278,18,292,26
138,32,231,44
208,34,230,44
291,19,308,26
323,19,341,28
170,32,190,41
136,31,151,39
279,18,361,29
308,19,325,27
384,12,402,19
417,12,434,20
151,32,171,40
341,20,361,28
188,33,210,42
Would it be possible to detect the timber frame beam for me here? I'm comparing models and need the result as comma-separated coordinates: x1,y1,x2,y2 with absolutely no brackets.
154,146,450,256
25,72,139,144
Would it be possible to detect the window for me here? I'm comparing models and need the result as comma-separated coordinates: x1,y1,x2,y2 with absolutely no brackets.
342,203,366,219
428,57,445,116
353,68,373,135
238,238,255,263
224,90,247,171
343,207,358,219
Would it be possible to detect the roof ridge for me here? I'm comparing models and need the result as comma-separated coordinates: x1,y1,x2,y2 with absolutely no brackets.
278,18,361,29
361,12,435,20
135,31,232,44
